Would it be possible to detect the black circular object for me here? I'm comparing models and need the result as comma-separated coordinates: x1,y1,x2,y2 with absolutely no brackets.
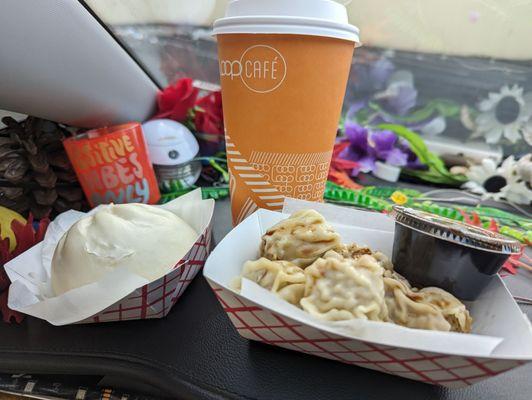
483,175,507,193
495,95,520,125
390,206,521,300
168,150,179,159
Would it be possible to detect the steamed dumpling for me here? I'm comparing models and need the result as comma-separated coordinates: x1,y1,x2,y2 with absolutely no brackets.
335,243,393,271
333,243,372,259
383,274,451,331
300,251,388,321
241,258,305,305
383,269,412,289
51,203,197,295
239,208,473,334
383,272,472,333
260,210,341,267
416,287,472,333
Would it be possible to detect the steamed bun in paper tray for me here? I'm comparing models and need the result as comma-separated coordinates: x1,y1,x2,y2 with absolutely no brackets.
5,189,214,325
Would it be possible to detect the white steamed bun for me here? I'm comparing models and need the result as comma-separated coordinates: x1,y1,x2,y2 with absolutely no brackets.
51,203,197,295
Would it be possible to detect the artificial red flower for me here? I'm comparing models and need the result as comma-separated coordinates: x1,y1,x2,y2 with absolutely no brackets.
328,141,363,189
0,264,9,293
328,167,363,190
333,141,350,158
331,141,360,171
154,78,199,122
455,210,532,275
196,91,223,121
0,214,50,323
502,247,528,275
457,210,482,227
194,91,224,135
194,110,223,135
9,215,50,258
488,218,499,233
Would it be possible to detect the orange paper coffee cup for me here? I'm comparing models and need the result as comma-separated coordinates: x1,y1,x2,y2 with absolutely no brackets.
214,0,359,224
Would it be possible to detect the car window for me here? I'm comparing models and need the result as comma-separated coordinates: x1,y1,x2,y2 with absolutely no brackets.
85,0,532,157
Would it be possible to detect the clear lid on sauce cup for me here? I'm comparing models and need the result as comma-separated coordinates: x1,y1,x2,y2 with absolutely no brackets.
213,0,360,44
391,206,522,255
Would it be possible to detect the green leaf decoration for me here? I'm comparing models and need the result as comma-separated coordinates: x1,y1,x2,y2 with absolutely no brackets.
360,186,422,200
460,205,532,229
324,181,393,212
324,181,530,244
377,123,467,186
159,186,230,204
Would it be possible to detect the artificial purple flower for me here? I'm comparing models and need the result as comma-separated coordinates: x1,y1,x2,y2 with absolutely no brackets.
398,138,427,170
371,130,397,151
340,122,377,173
383,148,409,166
345,122,370,153
371,130,408,167
340,123,423,175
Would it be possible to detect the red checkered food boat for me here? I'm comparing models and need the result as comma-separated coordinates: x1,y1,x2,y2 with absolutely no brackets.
6,189,214,325
203,203,532,388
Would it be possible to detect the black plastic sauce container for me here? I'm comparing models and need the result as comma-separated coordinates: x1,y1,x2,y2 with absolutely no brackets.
391,206,521,301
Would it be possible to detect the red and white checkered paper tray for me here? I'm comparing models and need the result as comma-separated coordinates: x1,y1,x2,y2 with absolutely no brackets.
203,199,532,388
5,189,214,325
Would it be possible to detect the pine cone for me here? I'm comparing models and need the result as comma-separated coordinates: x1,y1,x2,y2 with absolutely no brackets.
0,186,29,214
0,116,88,219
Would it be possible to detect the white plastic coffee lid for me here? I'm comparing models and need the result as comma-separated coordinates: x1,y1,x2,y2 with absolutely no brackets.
213,0,360,43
